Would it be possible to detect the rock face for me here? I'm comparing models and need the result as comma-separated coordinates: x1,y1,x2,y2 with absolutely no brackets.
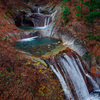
14,11,34,27
41,8,90,70
11,4,92,72
31,14,45,27
28,5,41,13
18,31,42,39
12,6,52,27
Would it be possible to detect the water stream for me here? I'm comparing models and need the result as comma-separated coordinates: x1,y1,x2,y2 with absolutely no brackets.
44,16,50,26
45,52,100,100
16,6,100,100
38,7,40,14
19,7,50,30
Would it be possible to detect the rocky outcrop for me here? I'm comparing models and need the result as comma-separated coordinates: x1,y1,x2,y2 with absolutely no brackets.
31,14,45,27
13,10,34,27
41,8,91,71
10,5,52,27
18,31,42,39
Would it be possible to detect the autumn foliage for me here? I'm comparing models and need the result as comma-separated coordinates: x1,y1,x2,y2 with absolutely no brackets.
0,0,66,99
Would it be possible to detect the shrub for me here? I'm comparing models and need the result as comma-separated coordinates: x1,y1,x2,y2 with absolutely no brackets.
75,5,82,12
84,0,100,22
86,32,100,41
82,53,92,61
61,0,70,24
76,13,83,17
75,4,83,19
84,11,100,22
61,6,70,23
73,0,78,6
84,0,100,10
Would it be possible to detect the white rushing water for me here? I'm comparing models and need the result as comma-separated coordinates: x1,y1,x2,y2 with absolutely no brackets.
31,26,47,30
37,7,50,27
38,7,40,14
47,57,74,100
76,55,99,89
62,55,89,100
44,16,50,26
47,53,100,100
17,36,38,42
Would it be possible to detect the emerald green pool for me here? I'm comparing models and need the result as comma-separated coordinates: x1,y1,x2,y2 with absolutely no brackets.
14,37,62,57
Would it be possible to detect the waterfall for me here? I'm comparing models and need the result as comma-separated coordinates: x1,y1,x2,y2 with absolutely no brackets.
45,52,100,100
38,7,40,14
61,54,89,100
17,36,38,42
86,74,99,89
76,55,99,89
32,7,50,27
46,57,74,100
44,16,50,26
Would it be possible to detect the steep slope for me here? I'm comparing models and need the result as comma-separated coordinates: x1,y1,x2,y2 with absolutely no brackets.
0,1,65,100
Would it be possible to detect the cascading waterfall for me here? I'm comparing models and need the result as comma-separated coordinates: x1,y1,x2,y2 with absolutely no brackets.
38,7,40,14
18,6,100,100
37,7,50,26
44,16,50,26
45,56,74,100
44,52,100,100
37,7,50,27
33,7,50,27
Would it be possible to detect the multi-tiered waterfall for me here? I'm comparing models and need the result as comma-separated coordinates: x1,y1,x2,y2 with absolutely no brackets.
32,7,51,27
19,7,51,30
37,7,50,26
16,6,100,100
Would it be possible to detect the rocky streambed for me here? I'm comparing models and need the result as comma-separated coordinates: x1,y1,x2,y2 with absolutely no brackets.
12,3,100,100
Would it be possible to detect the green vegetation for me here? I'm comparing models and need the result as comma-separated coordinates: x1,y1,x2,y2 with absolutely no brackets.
69,22,72,26
73,0,78,6
2,37,5,40
73,0,100,21
84,0,100,22
0,72,4,77
75,4,83,18
61,0,70,24
84,11,100,22
75,5,82,12
84,0,100,10
54,97,57,99
86,32,100,41
82,53,92,61
76,13,83,17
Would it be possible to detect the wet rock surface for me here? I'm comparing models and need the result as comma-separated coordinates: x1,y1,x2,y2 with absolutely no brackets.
18,31,42,39
10,5,52,27
28,43,58,57
31,13,45,27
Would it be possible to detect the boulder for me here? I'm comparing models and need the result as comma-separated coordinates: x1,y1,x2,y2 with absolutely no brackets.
19,31,41,39
31,13,45,27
